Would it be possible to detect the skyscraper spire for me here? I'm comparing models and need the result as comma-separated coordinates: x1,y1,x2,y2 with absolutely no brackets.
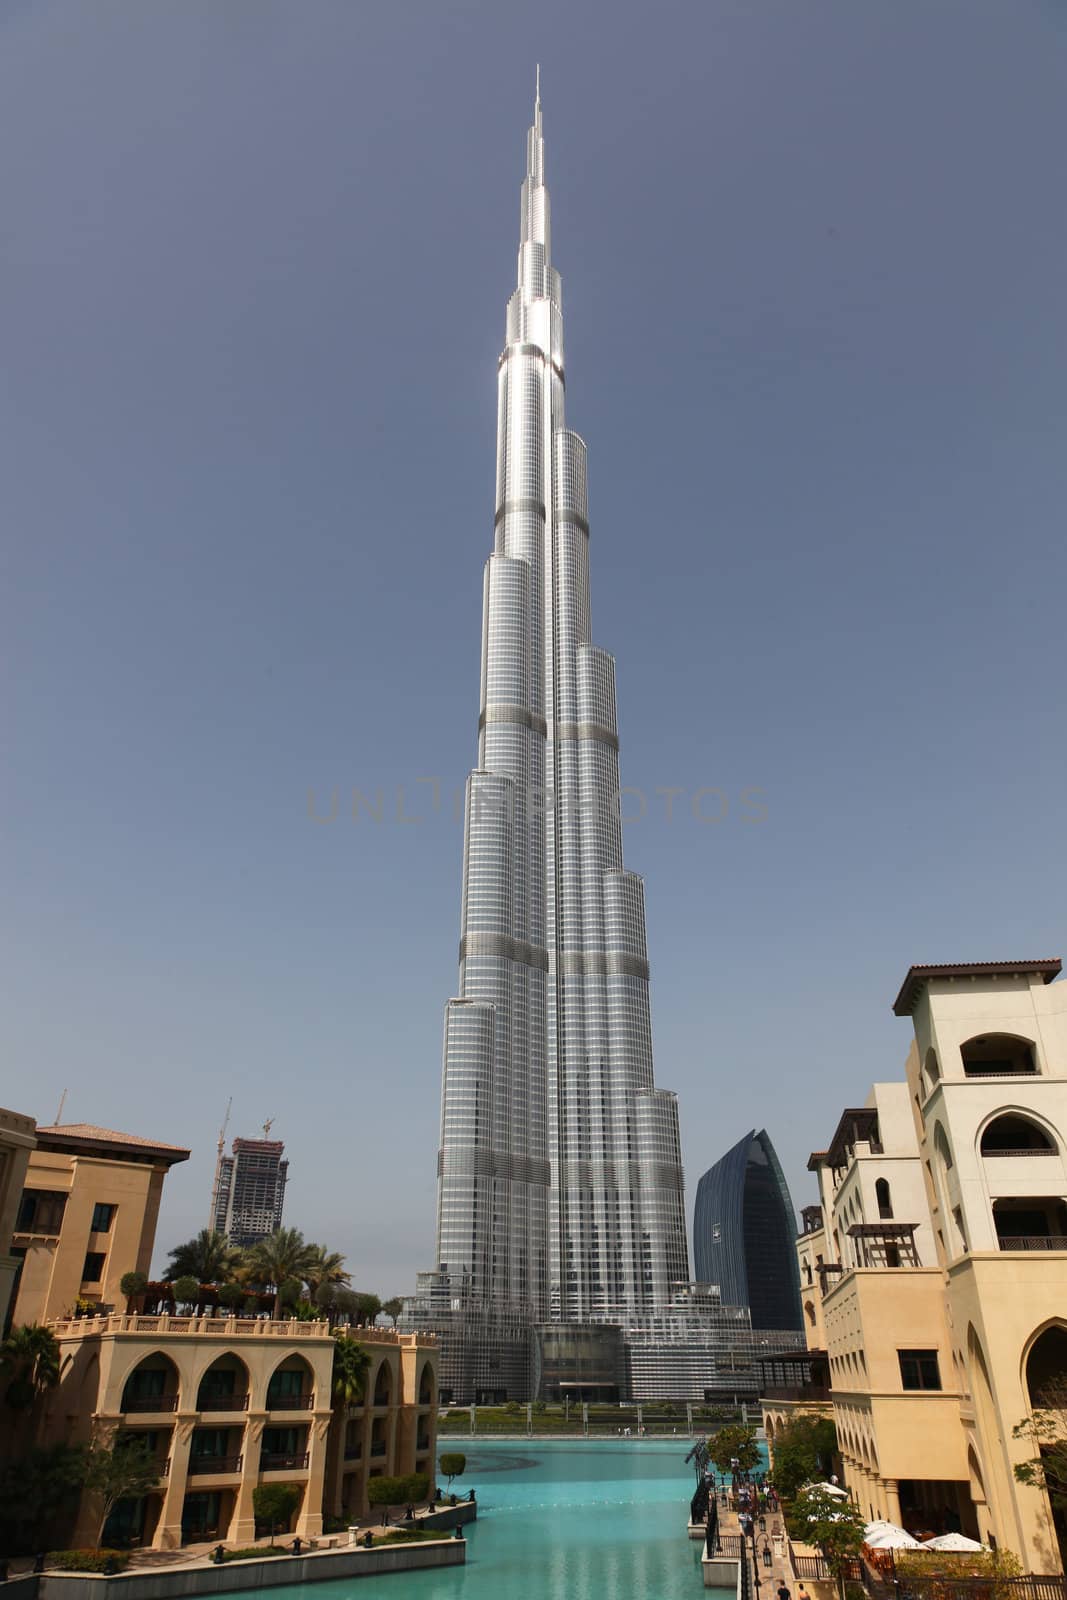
421,82,690,1400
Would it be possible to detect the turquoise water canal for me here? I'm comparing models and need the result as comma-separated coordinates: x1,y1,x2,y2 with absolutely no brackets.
270,1438,743,1600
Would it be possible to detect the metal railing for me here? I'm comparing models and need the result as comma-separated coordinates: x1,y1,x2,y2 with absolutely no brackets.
997,1236,1067,1252
897,1578,1066,1600
187,1453,243,1474
760,1385,832,1402
122,1394,178,1413
983,1148,1057,1158
267,1392,314,1409
197,1393,249,1411
261,1451,309,1470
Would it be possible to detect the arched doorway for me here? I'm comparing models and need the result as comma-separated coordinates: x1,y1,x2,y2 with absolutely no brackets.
1023,1325,1067,1567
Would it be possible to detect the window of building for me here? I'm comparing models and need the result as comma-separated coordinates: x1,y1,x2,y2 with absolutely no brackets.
90,1202,116,1233
82,1251,106,1283
876,1178,893,1219
980,1115,1056,1156
961,1035,1037,1077
15,1189,67,1235
898,1349,942,1391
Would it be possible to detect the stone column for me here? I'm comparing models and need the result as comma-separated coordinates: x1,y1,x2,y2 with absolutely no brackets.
883,1478,902,1525
296,1411,331,1539
155,1414,196,1550
229,1414,265,1545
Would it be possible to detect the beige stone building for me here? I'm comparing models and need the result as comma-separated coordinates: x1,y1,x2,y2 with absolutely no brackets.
43,1312,438,1548
10,1123,191,1325
0,1107,37,1331
764,960,1067,1575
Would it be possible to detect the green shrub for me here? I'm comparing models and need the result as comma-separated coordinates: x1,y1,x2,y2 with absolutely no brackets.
219,1546,288,1563
252,1482,301,1537
378,1529,449,1545
47,1550,130,1573
367,1473,431,1508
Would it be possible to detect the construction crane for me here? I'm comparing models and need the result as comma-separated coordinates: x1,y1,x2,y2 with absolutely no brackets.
208,1097,233,1231
262,1118,274,1139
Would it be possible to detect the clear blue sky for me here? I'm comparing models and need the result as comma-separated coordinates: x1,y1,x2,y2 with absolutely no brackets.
3,0,1065,1296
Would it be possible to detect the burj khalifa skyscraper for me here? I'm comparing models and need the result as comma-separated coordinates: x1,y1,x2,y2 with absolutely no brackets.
413,78,690,1401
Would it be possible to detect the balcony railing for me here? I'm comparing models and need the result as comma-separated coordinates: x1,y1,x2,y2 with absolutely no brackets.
267,1392,313,1410
344,1446,362,1460
998,1235,1067,1251
188,1453,243,1475
261,1451,309,1471
370,1442,386,1458
761,1384,832,1403
984,1148,1057,1158
198,1393,250,1411
123,1394,178,1413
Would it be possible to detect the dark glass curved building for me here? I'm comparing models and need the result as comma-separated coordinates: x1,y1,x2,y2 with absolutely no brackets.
693,1129,803,1332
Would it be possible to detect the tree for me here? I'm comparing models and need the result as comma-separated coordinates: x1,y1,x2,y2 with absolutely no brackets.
253,1482,301,1541
218,1283,245,1312
771,1415,838,1501
439,1453,466,1490
246,1229,317,1316
1014,1374,1067,1515
707,1424,761,1476
795,1485,867,1599
314,1283,336,1313
170,1275,201,1312
278,1277,304,1312
0,1444,86,1556
332,1333,371,1411
353,1293,382,1327
382,1297,404,1326
119,1272,148,1313
164,1229,243,1285
333,1288,360,1323
83,1439,161,1547
1,1324,61,1418
304,1245,350,1296
367,1473,430,1510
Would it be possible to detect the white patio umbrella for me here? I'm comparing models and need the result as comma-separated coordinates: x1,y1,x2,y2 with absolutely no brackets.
923,1533,987,1553
800,1481,849,1499
864,1521,923,1550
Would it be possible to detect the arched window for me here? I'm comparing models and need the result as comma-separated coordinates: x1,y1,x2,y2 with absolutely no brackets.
805,1300,817,1328
418,1364,435,1406
924,1048,941,1094
934,1123,954,1172
980,1115,1057,1156
373,1362,393,1407
1026,1325,1067,1408
876,1178,893,1219
962,1035,1037,1078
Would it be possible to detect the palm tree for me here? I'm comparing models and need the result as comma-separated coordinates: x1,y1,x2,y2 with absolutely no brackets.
331,1332,371,1410
1,1324,61,1447
164,1229,243,1285
246,1228,316,1316
304,1245,350,1296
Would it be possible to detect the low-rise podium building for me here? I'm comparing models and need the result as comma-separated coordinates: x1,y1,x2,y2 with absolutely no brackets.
764,960,1067,1574
43,1313,438,1548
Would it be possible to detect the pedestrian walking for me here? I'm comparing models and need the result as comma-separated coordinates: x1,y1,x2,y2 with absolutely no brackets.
776,1582,792,1600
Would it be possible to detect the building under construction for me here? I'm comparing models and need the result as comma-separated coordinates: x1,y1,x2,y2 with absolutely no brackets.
210,1122,288,1249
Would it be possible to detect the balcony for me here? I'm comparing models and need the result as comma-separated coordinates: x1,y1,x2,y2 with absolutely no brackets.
267,1392,313,1411
370,1442,386,1458
123,1394,178,1413
984,1147,1057,1158
198,1393,249,1412
998,1235,1067,1252
761,1384,832,1403
188,1454,243,1475
344,1446,362,1461
261,1451,309,1471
